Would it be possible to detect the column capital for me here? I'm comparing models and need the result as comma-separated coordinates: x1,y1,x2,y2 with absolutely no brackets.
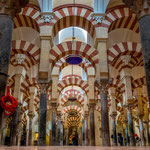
51,101,58,111
38,80,49,94
84,111,89,119
123,0,150,18
100,78,109,94
0,0,29,18
110,112,117,119
28,111,35,119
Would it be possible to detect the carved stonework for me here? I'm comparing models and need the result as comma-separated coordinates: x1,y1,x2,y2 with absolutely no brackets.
38,82,49,94
41,12,54,23
100,79,109,94
0,0,29,18
123,0,150,18
121,55,131,65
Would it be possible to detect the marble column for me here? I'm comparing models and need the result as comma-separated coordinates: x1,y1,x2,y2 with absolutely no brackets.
0,0,28,143
51,101,57,146
84,111,89,146
28,111,34,146
100,79,110,146
38,81,49,146
89,102,95,146
126,105,135,146
82,120,85,146
139,116,145,146
124,121,129,146
111,112,117,146
144,121,150,146
57,111,63,146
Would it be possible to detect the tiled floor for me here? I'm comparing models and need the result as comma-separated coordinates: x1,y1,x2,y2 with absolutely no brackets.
0,147,150,150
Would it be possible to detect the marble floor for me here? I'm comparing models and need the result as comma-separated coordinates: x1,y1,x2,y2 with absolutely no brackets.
0,147,149,150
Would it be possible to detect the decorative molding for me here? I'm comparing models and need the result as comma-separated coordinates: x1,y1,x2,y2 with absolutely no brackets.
15,54,25,64
91,13,106,23
40,12,54,23
120,55,131,65
38,81,49,94
0,0,29,18
123,0,150,18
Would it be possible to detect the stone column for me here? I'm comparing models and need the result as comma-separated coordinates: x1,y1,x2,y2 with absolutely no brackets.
109,87,117,146
38,81,49,146
84,111,89,146
111,112,117,146
57,111,63,146
51,101,57,146
28,88,36,146
124,121,129,146
89,102,95,146
123,0,150,108
0,0,28,143
139,116,145,146
144,121,150,146
100,79,110,146
11,71,25,146
82,119,85,146
28,112,35,146
123,107,129,146
136,87,145,146
126,105,135,146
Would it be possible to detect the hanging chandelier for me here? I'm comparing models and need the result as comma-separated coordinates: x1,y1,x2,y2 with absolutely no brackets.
66,0,82,102
66,0,82,66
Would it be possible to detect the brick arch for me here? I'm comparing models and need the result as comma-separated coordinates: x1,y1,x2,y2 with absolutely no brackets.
109,78,125,94
14,15,40,32
20,6,40,21
58,77,89,94
10,50,37,71
132,77,146,89
39,6,98,36
49,41,99,71
107,42,142,64
63,105,82,114
52,16,96,38
102,7,133,29
108,16,139,33
61,89,84,106
12,40,40,63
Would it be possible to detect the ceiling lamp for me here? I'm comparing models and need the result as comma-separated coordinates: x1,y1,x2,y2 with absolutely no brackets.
66,55,82,65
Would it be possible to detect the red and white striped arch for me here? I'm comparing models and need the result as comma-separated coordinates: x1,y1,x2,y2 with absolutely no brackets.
107,42,142,64
49,41,99,70
39,6,97,37
10,50,37,71
132,77,146,89
102,7,134,28
11,40,40,63
20,6,40,21
20,77,39,95
63,105,82,114
109,78,125,94
108,16,139,33
61,89,84,106
58,77,89,93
